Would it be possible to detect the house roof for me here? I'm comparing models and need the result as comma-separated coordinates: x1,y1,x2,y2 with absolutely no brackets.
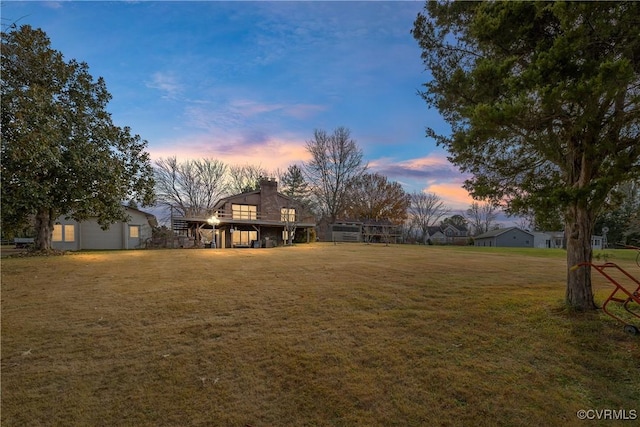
212,189,260,210
123,205,158,227
427,226,443,235
474,226,534,239
212,187,301,211
443,223,468,233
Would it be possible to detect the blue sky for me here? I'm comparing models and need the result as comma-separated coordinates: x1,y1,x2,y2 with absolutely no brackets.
3,0,477,210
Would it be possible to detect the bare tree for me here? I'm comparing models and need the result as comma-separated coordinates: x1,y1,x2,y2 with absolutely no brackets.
466,201,499,236
281,202,297,245
408,192,450,244
514,216,533,231
303,127,367,223
228,163,267,194
154,157,227,219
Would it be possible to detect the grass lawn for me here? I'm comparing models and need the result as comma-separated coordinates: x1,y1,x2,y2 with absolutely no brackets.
2,244,639,426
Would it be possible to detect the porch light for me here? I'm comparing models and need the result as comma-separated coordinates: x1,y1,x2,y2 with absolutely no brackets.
207,216,220,248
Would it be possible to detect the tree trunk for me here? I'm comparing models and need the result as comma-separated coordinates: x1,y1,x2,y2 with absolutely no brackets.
565,203,597,310
34,208,54,251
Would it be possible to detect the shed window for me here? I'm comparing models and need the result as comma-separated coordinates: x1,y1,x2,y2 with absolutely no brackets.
53,224,75,242
129,225,140,238
53,225,63,242
64,225,75,242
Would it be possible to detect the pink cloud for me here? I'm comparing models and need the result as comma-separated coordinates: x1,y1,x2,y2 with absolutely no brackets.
149,132,310,172
423,182,474,210
370,152,460,181
369,151,474,210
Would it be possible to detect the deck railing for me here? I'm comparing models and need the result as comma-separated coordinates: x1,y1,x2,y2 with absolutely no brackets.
171,211,316,229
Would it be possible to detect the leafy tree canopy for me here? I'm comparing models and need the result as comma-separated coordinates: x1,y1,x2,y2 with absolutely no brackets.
344,173,410,224
412,2,640,310
441,214,467,230
1,25,155,249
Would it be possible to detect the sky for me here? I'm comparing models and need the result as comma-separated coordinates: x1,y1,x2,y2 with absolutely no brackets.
3,0,482,214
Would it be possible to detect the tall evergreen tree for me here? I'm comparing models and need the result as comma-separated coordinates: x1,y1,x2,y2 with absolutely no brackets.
412,2,640,310
280,164,312,208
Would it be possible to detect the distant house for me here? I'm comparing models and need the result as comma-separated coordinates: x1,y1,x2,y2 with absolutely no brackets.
424,224,469,245
532,231,565,249
474,227,534,248
532,231,603,250
51,206,157,251
441,224,469,245
425,226,446,244
173,177,316,248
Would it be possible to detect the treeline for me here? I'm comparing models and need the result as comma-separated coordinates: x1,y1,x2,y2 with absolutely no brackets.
154,126,513,241
155,125,640,246
155,127,412,226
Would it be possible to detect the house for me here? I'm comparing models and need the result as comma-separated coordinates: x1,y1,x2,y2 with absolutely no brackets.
533,231,603,250
441,224,470,245
474,227,534,248
173,177,316,248
532,231,565,249
424,224,469,245
425,226,446,244
51,206,157,251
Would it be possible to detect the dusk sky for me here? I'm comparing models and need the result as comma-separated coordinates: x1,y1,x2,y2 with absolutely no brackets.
3,0,480,212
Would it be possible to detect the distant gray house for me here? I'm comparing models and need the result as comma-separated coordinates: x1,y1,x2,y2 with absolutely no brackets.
474,227,534,248
532,231,565,249
532,231,603,250
51,206,157,251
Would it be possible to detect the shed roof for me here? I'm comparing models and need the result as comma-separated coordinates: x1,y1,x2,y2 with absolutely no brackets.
474,226,534,239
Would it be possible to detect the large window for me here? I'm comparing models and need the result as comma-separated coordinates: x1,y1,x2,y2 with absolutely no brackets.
280,208,296,222
232,230,257,246
53,224,75,242
232,204,257,220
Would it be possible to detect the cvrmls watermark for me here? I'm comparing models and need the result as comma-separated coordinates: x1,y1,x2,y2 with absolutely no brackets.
577,409,637,421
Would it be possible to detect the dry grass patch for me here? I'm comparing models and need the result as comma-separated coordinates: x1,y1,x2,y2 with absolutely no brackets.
2,244,639,426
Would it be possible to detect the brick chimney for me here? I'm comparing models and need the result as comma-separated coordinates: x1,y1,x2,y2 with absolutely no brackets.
260,177,279,220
